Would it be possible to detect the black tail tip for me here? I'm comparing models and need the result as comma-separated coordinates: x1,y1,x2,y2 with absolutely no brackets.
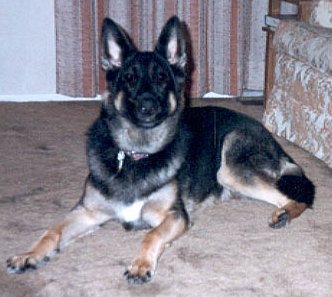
277,174,315,206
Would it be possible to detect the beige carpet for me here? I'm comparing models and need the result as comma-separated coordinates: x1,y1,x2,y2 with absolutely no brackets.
0,100,331,297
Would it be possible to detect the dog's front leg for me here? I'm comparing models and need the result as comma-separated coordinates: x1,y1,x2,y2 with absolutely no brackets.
125,210,188,284
7,182,112,273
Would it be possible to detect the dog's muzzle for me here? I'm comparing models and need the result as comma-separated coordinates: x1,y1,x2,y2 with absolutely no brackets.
135,94,162,127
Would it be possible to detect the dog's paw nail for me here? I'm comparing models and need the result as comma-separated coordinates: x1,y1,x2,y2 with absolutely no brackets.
269,210,289,229
25,259,37,270
6,254,42,274
124,263,153,284
43,256,50,262
125,273,152,285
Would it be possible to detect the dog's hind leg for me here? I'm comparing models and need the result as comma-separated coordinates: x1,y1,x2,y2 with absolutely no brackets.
7,182,112,274
270,160,315,228
217,131,315,229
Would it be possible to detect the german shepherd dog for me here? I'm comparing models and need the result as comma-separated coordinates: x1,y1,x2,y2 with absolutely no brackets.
7,16,315,284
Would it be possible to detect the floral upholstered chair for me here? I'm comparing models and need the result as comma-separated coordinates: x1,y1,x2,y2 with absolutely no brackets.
263,0,332,168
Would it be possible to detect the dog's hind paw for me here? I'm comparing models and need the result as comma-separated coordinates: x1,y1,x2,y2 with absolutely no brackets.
124,258,155,284
6,253,48,274
269,209,289,229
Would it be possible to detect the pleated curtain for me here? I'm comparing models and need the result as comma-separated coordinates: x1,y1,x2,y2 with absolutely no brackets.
55,0,267,98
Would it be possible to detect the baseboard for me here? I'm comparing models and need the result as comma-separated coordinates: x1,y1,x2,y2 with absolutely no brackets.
241,89,264,97
203,90,263,99
203,92,237,99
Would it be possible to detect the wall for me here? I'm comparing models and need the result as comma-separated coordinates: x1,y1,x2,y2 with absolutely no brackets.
0,0,56,95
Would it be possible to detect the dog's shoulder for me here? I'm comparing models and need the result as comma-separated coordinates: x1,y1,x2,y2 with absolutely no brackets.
87,114,114,150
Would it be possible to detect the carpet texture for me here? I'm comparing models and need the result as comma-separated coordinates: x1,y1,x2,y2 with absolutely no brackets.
0,100,331,297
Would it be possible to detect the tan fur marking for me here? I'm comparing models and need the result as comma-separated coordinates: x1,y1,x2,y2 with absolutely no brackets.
127,181,182,278
31,224,63,256
271,201,308,224
217,159,291,208
102,90,124,112
114,91,124,112
127,211,187,279
280,158,301,176
102,90,111,105
7,183,112,272
142,182,178,227
168,92,177,114
8,225,64,269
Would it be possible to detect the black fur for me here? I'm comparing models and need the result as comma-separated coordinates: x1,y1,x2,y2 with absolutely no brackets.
277,175,315,206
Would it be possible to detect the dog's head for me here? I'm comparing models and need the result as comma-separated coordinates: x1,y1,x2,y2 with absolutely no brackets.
101,16,187,129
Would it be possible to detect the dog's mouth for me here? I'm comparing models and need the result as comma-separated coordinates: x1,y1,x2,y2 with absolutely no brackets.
134,108,168,128
134,104,161,128
135,117,163,128
129,93,170,128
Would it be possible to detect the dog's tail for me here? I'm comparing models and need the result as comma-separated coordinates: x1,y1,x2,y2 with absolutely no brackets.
276,160,315,207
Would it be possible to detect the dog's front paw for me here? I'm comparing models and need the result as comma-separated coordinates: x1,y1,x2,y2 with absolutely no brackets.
124,258,155,284
6,253,48,274
269,209,289,229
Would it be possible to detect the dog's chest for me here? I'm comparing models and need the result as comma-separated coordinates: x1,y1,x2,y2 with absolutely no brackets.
113,200,145,223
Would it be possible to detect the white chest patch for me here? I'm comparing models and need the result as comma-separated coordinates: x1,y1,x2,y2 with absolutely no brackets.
114,200,145,223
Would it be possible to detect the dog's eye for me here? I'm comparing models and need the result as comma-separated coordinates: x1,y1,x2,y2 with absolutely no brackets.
123,72,136,84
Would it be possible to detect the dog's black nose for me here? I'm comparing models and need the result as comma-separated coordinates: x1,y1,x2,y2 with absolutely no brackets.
140,99,155,115
137,95,160,120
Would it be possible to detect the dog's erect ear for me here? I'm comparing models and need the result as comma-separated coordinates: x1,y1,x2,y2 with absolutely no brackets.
155,16,186,69
101,18,136,71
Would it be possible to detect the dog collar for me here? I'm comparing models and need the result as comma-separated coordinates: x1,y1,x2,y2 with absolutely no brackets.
117,150,149,171
124,150,149,161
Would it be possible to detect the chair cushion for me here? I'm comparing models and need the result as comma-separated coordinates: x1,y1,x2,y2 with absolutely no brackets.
273,20,332,74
